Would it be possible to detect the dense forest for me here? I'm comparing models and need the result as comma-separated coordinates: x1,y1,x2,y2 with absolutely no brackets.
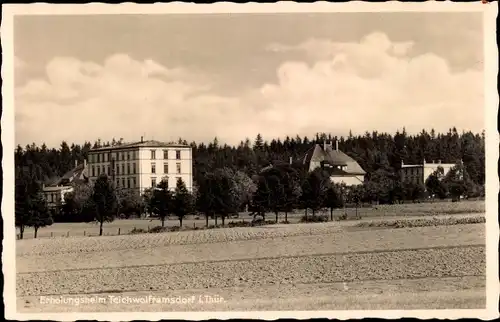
15,127,486,186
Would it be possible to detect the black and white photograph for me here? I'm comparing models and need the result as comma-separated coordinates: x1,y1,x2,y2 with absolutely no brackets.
2,2,499,320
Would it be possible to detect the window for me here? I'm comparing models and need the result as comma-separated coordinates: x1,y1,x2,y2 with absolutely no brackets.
97,154,100,163
121,164,125,175
163,150,168,159
127,163,130,175
133,177,137,187
176,162,181,174
127,178,130,188
107,165,110,175
116,179,120,187
97,167,101,175
92,166,95,177
164,163,169,174
151,177,157,188
151,163,156,174
122,178,126,187
151,150,156,159
127,152,130,160
102,165,105,175
132,163,136,174
116,165,120,175
176,150,181,160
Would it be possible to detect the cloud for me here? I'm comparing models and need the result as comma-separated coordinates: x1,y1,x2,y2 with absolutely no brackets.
257,32,483,138
15,54,244,146
16,32,483,148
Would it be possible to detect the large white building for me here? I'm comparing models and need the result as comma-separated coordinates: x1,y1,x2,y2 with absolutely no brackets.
87,139,193,194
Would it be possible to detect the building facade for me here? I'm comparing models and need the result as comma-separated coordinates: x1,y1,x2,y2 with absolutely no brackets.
301,141,366,186
400,160,456,185
87,140,193,193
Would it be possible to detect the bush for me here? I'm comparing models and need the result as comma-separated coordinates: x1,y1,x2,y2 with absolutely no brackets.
129,227,147,234
300,215,329,223
355,216,485,229
148,226,169,233
280,220,290,224
336,213,348,221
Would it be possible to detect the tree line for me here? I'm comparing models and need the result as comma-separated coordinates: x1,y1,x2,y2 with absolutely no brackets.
15,128,485,237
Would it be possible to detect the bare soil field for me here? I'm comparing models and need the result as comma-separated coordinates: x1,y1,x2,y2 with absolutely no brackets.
16,217,486,312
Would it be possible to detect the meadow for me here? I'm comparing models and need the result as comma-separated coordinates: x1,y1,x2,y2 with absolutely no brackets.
18,199,485,239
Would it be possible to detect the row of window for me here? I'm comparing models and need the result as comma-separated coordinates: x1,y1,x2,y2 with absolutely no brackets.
91,163,137,177
151,162,181,174
117,177,137,189
46,193,61,203
89,149,184,163
150,149,182,160
150,176,181,188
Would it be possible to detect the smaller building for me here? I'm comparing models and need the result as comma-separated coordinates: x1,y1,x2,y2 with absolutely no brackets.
42,160,88,209
301,141,366,186
400,159,457,186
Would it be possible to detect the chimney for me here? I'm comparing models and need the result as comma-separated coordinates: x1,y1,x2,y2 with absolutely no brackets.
75,160,78,168
335,140,339,151
289,156,293,165
438,160,441,164
141,136,144,143
401,160,404,167
423,159,426,165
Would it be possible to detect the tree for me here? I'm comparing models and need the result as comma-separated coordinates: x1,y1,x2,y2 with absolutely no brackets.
27,193,53,238
300,169,329,217
117,188,145,219
92,174,118,236
347,185,364,218
324,184,343,221
211,170,238,226
173,178,193,227
250,176,271,220
443,162,470,201
425,167,448,200
15,167,41,239
149,180,173,227
196,173,218,227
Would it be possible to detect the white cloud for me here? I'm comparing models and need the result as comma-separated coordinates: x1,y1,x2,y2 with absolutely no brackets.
16,32,483,147
257,32,483,138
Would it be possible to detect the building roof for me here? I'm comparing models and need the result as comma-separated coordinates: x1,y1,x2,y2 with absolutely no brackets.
43,185,73,192
301,143,366,175
49,163,88,187
90,140,190,152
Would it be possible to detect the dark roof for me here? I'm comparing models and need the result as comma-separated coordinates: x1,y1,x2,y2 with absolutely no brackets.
90,140,190,152
50,163,88,187
301,143,366,175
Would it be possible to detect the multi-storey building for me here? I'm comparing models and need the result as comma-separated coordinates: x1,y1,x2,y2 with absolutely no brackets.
42,160,88,209
400,160,457,185
87,139,193,194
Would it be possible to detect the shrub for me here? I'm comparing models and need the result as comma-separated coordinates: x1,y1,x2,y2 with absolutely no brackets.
148,226,169,233
355,216,485,229
129,227,147,234
280,220,290,224
300,215,329,223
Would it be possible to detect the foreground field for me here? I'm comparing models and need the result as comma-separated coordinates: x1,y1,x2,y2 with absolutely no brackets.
19,199,485,239
17,216,486,312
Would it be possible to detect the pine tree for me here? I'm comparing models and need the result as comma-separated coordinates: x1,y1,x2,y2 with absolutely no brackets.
92,174,117,236
150,180,173,227
173,178,193,227
28,193,53,238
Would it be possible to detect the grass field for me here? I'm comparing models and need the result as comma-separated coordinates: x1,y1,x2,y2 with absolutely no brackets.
16,206,486,312
18,200,485,239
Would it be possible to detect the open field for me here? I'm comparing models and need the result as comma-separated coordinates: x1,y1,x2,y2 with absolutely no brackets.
17,214,486,312
18,200,485,239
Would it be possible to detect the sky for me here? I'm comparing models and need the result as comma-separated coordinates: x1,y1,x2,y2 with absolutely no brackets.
14,12,484,148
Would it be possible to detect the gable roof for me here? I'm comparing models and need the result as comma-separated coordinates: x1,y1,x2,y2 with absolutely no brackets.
302,143,366,175
90,140,190,152
50,163,88,187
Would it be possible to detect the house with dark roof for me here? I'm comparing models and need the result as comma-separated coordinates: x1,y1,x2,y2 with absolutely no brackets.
42,160,89,209
300,141,366,186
